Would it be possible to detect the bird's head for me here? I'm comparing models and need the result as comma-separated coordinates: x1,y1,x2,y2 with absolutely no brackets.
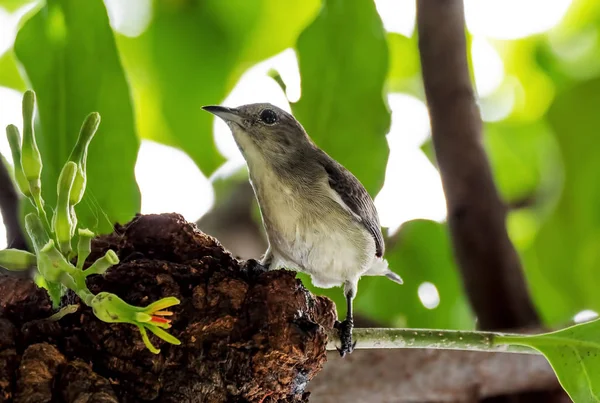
202,103,312,163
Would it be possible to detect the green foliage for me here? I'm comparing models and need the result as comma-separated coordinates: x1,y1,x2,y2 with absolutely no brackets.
3,0,600,396
3,90,180,354
386,33,421,96
116,0,319,176
484,121,561,207
346,318,600,403
292,0,390,196
522,78,600,325
0,51,26,91
6,125,30,197
0,248,36,271
498,318,600,402
14,0,140,234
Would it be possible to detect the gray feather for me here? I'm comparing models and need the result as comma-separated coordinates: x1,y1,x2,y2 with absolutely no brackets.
318,151,385,258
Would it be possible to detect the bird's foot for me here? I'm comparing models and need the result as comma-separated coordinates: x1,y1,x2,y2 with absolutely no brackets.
334,319,356,357
243,258,269,276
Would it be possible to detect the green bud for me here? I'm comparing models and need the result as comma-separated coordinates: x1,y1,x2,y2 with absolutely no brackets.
20,90,43,197
0,248,36,271
70,168,86,206
6,125,31,197
68,112,100,205
84,249,119,276
76,228,95,269
52,161,77,254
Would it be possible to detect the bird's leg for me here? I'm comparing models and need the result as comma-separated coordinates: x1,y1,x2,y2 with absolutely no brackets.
243,247,273,276
335,282,357,357
260,246,273,269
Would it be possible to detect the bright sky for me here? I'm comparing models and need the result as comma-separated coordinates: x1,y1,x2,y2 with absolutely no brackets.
0,0,573,310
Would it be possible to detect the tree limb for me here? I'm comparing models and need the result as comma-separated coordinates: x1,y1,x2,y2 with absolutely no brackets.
416,0,539,330
310,349,560,402
325,328,536,354
0,155,27,251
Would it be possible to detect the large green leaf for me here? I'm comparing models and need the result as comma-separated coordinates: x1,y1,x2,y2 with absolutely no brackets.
0,0,37,12
116,0,319,176
488,123,545,215
523,78,600,325
499,318,600,402
493,38,555,123
386,33,421,97
0,51,26,91
14,0,140,234
292,0,390,195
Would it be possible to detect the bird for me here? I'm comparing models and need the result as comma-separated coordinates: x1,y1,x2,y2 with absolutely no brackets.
202,103,403,356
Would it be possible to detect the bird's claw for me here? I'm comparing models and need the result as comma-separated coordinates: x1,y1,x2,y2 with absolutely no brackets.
243,258,269,276
335,319,355,357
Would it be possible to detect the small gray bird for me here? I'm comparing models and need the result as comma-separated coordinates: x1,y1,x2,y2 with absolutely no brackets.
203,103,403,355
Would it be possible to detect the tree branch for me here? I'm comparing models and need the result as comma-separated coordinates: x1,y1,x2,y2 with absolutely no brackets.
416,0,539,330
310,349,560,402
0,155,27,251
325,328,536,354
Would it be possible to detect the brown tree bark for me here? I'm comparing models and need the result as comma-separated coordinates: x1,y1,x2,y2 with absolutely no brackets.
0,214,333,402
416,1,565,402
0,214,563,402
0,157,27,251
416,0,539,331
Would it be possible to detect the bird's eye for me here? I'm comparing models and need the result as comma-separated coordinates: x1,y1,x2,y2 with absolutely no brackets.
259,109,278,125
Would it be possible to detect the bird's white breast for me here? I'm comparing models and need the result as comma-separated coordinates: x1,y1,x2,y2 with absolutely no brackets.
247,156,375,289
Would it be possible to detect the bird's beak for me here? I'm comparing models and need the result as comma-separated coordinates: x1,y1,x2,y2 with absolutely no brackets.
202,105,245,126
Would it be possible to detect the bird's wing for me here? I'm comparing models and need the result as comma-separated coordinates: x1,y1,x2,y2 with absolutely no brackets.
320,154,385,258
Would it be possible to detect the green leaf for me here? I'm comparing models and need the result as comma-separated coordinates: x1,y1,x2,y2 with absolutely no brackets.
495,38,555,123
0,51,26,91
523,78,600,325
484,121,559,205
292,0,390,196
14,0,140,234
386,33,421,96
116,0,319,177
499,318,600,402
0,0,37,12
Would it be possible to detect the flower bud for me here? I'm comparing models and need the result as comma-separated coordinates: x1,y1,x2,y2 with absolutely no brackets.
6,125,31,197
20,90,43,197
68,112,100,205
53,161,77,254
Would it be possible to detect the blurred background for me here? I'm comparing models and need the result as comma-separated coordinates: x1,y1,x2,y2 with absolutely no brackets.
0,0,598,332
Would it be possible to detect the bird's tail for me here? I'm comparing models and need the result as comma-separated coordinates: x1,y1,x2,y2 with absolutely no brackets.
365,258,403,285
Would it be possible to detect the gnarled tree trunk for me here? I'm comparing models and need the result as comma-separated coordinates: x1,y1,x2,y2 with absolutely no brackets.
0,213,334,403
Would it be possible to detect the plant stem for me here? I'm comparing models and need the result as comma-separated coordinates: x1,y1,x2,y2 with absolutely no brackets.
32,195,52,234
326,328,539,354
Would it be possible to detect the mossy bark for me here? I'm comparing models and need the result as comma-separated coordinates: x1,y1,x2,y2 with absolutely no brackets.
0,213,335,402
